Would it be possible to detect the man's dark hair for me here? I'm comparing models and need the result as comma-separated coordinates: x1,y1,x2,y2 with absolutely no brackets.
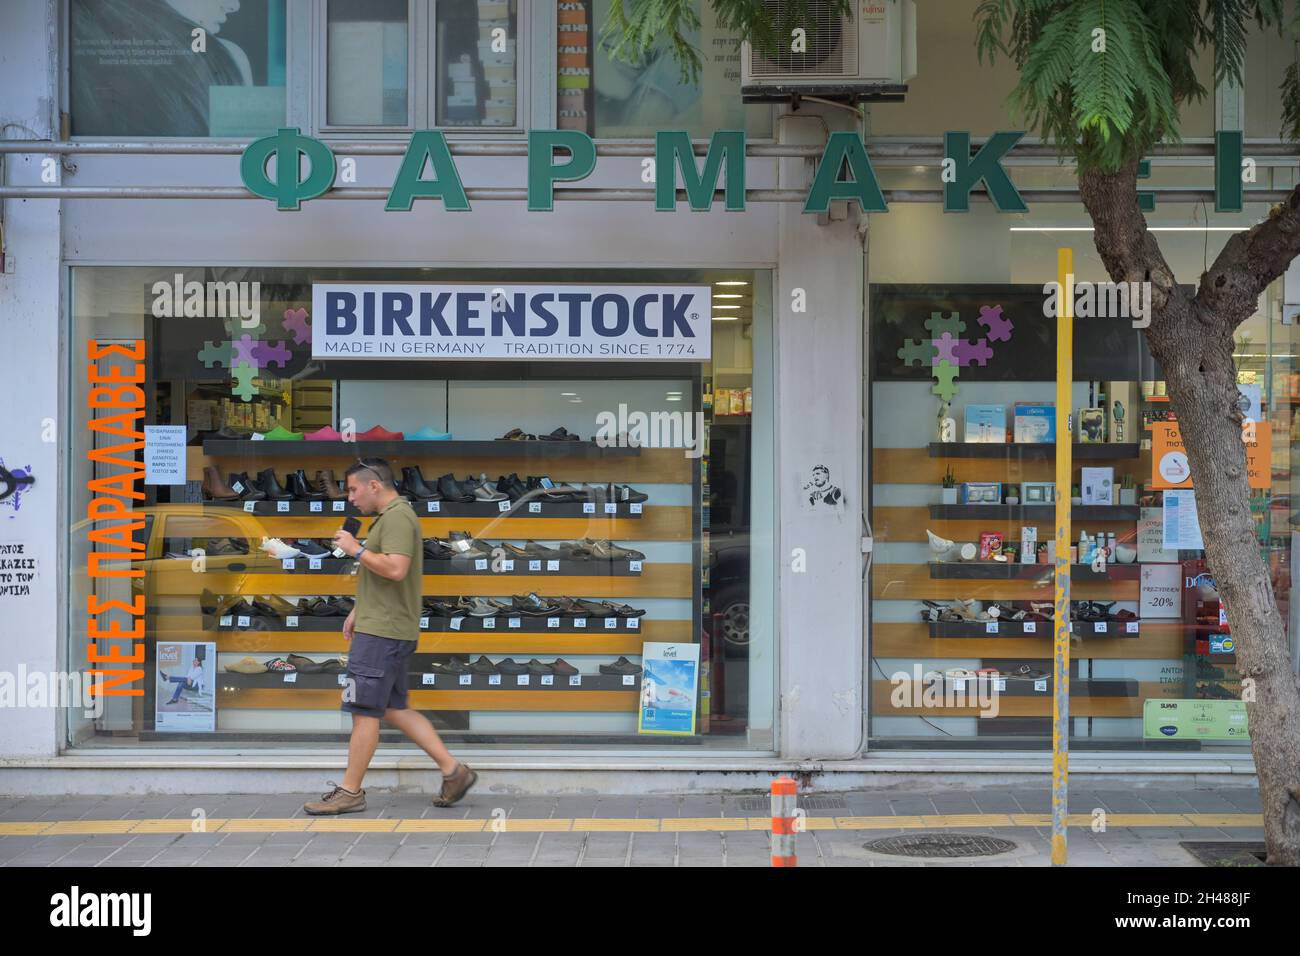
345,457,396,489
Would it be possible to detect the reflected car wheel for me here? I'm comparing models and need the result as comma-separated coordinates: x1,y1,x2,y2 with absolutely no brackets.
718,597,750,647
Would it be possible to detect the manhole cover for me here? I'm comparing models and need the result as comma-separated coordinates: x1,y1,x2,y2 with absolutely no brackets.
865,833,1016,858
736,795,848,812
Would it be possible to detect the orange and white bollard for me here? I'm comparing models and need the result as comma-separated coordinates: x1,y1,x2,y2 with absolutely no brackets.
770,776,797,867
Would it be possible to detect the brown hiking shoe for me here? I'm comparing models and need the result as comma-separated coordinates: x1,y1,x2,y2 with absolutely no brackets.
432,762,477,808
303,782,366,815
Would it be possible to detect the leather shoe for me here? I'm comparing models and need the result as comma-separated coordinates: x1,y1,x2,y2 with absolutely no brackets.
290,470,327,501
202,465,240,500
257,468,295,500
437,473,474,502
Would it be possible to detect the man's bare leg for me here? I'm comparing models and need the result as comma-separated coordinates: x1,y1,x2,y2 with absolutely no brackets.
384,707,458,774
341,714,381,792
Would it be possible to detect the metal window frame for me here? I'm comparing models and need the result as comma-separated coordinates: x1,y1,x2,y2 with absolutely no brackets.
315,0,421,135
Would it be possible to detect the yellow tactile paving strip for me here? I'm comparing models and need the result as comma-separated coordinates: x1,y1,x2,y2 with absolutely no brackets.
0,812,1264,837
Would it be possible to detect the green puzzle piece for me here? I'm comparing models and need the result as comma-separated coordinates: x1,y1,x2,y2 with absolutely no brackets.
198,340,232,369
223,315,268,337
924,311,965,337
897,339,938,367
231,362,258,401
931,359,960,401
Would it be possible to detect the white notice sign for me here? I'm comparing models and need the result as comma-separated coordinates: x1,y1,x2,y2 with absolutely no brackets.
144,426,187,485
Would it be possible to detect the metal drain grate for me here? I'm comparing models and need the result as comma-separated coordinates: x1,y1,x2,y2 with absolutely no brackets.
865,833,1017,858
736,795,848,812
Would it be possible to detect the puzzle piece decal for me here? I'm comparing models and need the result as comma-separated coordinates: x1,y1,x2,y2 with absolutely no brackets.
952,338,994,366
232,334,261,368
252,340,292,368
897,339,938,367
931,360,960,401
223,315,267,337
976,304,1013,342
924,311,965,337
197,341,232,368
933,332,961,367
282,308,312,345
231,362,258,402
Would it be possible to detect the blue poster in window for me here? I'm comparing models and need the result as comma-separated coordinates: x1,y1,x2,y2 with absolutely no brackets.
637,643,699,736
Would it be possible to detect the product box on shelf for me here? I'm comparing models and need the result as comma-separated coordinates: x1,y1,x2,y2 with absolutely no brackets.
1081,467,1114,505
1077,407,1106,442
960,481,1002,504
1020,526,1037,564
1013,403,1055,443
964,404,1007,443
978,531,1004,560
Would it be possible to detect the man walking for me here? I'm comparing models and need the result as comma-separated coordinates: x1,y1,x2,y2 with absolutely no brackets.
304,457,476,814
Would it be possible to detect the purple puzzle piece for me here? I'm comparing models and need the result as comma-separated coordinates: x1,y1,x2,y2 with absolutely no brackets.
953,338,994,366
232,334,262,369
977,304,1014,342
933,332,961,366
282,308,312,345
251,340,292,368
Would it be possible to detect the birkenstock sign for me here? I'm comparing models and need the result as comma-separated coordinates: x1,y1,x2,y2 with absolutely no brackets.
240,128,1251,214
312,283,712,361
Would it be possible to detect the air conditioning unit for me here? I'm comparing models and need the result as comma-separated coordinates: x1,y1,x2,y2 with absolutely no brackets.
741,0,916,103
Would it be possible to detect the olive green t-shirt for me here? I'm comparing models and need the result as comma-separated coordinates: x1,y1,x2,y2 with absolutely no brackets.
353,496,422,642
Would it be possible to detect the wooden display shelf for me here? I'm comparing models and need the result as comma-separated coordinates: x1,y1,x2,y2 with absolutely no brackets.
241,507,690,541
872,621,1182,660
217,688,638,712
211,633,653,655
872,563,1138,600
210,612,649,636
872,505,1135,543
928,562,1141,580
927,442,1141,460
870,679,1175,717
202,498,646,519
926,619,1141,638
217,671,640,692
211,556,645,577
203,439,641,458
928,504,1139,521
873,447,1151,485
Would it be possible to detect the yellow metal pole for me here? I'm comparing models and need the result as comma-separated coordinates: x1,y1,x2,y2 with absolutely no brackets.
1052,248,1073,866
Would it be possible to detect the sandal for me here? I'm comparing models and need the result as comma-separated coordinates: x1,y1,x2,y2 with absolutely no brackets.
432,762,478,808
264,657,296,673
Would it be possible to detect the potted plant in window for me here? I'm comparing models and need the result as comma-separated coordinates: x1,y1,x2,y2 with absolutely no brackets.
941,466,958,505
1119,474,1137,505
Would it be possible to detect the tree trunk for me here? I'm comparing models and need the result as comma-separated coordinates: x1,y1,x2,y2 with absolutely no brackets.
1079,161,1300,866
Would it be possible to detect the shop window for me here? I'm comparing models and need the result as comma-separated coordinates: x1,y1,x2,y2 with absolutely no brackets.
434,1,520,128
70,267,772,750
325,0,412,127
558,0,771,138
69,0,288,137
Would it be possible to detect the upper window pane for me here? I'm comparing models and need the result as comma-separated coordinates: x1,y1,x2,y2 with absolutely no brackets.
435,1,520,128
326,0,410,126
69,0,287,137
560,0,771,138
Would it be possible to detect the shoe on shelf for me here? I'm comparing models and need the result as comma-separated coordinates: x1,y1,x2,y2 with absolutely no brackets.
496,473,528,499
609,483,649,504
424,598,462,617
264,657,297,673
287,654,324,674
303,425,344,442
550,658,579,677
262,425,304,441
446,531,490,558
409,427,453,440
496,658,528,675
463,597,501,617
470,655,499,675
228,472,267,501
261,536,304,560
558,541,594,561
599,656,642,676
212,426,253,440
258,594,300,616
256,468,295,500
511,593,558,616
294,539,331,557
472,478,508,502
290,469,328,501
437,473,475,503
356,425,404,442
430,657,471,676
206,536,249,556
539,427,582,441
598,601,645,618
201,465,241,500
527,659,555,675
225,656,268,674
523,540,564,560
497,428,536,441
314,469,347,499
319,659,347,674
401,465,442,501
199,588,242,618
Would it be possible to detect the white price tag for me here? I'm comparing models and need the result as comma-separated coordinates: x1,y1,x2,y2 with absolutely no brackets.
498,500,511,512
1126,621,1139,633
541,675,554,686
231,481,245,494
488,674,501,685
1034,678,1048,692
332,500,346,512
419,616,429,629
547,617,560,628
282,558,296,570
1095,622,1108,633
604,503,617,514
422,673,436,685
583,502,595,514
474,558,488,571
426,501,441,513
237,616,250,627
1023,621,1037,634
630,503,643,515
309,557,323,570
569,675,582,686
574,618,587,628
286,615,299,628
483,618,496,629
450,617,463,631
546,560,560,572
995,679,1007,692
622,675,636,686
604,617,618,629
508,617,521,629
952,678,967,691
243,501,256,512
458,674,472,686
219,615,233,627
529,560,541,571
501,560,514,572
985,622,998,634
529,502,542,513
283,672,297,683
310,501,323,513
517,674,530,686
629,561,642,573
277,500,290,513
627,617,640,628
